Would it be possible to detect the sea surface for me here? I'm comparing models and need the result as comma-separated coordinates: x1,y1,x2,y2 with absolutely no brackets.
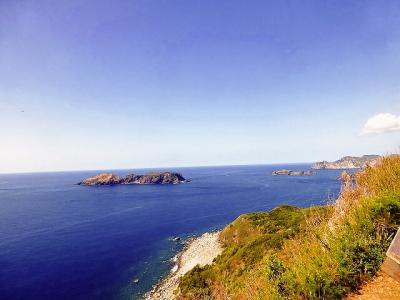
0,164,344,300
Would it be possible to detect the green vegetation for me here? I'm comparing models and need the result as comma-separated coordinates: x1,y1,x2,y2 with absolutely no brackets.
178,155,400,299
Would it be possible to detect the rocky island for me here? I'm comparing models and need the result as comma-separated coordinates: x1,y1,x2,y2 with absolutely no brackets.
272,169,315,176
78,172,187,186
312,155,381,169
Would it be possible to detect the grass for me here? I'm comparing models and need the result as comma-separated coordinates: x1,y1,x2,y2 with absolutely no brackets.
177,155,400,299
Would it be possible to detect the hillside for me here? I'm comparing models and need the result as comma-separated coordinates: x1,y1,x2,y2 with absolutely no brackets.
177,155,400,299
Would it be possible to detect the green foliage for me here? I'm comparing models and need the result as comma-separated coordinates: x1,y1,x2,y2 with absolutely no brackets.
333,194,400,291
246,205,303,233
178,205,321,298
265,254,287,296
179,265,212,299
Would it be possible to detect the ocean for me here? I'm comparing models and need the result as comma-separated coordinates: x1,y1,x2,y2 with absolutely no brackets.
0,164,343,300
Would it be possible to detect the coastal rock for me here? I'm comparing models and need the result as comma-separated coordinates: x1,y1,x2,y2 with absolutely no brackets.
77,173,123,186
340,171,356,182
340,170,357,189
312,155,381,169
272,169,315,176
272,169,291,175
78,172,187,186
126,172,186,185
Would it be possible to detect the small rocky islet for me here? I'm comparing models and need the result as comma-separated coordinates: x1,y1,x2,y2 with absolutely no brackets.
78,172,187,186
272,169,315,176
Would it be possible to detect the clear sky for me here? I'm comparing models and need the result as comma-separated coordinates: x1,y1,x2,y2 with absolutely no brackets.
1,0,400,173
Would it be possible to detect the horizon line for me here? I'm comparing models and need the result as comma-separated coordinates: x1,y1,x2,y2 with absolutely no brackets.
0,161,316,175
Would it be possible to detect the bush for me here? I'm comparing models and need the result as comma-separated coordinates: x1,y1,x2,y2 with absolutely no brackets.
179,265,212,299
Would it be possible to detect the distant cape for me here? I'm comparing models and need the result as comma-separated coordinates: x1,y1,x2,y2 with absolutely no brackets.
78,172,187,186
312,155,381,169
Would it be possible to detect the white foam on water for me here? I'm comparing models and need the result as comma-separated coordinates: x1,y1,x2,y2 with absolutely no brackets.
171,264,178,273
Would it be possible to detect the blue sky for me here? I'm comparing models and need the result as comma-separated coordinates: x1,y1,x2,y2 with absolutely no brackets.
1,0,400,173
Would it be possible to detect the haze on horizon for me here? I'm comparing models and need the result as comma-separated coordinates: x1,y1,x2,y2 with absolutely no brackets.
1,0,400,173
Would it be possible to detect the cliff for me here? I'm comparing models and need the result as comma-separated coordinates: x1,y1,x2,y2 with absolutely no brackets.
312,154,381,169
78,172,186,186
177,155,400,300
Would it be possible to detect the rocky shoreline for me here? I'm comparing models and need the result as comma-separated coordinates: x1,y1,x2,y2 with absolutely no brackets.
144,231,222,300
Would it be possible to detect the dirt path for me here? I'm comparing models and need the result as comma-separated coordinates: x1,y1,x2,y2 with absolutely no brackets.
346,272,400,300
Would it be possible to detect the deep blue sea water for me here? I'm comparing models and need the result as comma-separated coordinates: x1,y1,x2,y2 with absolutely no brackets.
0,164,343,300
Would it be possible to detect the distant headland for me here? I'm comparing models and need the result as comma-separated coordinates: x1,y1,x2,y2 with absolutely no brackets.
78,172,187,186
312,155,381,169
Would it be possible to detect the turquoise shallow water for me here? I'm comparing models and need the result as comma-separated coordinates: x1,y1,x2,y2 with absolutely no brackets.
0,164,342,299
